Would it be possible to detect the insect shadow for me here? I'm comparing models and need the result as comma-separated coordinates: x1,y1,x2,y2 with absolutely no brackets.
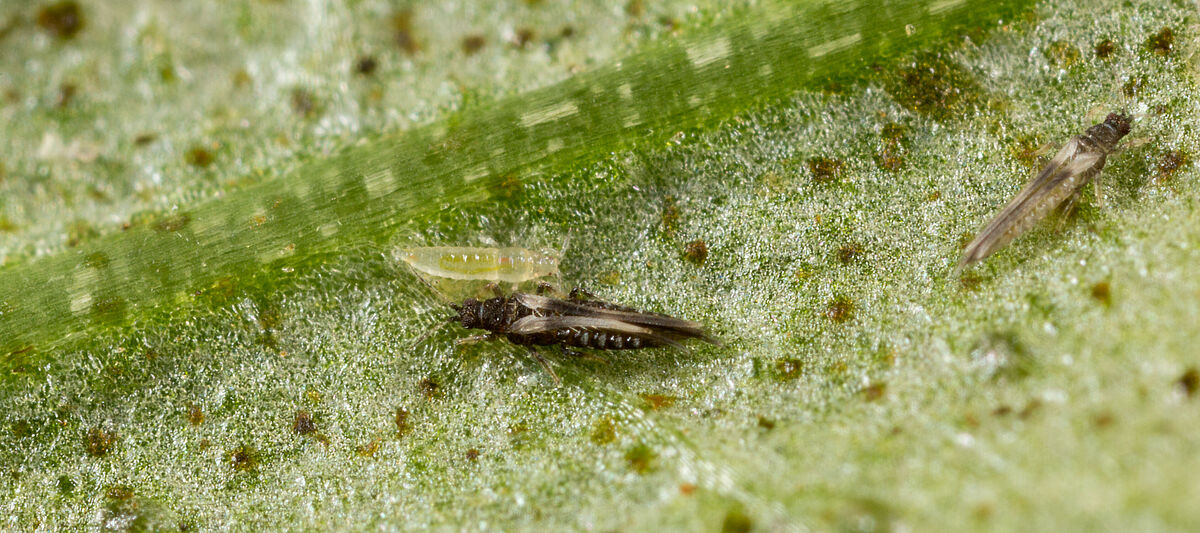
413,284,718,386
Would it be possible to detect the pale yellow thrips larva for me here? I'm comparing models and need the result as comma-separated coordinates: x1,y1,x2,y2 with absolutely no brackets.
395,246,562,284
956,113,1132,274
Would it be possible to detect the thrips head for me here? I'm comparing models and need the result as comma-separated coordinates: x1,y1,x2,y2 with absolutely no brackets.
1105,112,1132,136
454,298,481,329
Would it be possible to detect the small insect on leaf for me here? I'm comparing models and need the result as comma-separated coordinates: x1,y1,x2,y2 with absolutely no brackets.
395,246,562,284
956,113,1131,274
448,287,717,385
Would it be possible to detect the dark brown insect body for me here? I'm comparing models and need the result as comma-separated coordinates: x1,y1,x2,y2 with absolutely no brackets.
957,113,1131,273
451,289,716,383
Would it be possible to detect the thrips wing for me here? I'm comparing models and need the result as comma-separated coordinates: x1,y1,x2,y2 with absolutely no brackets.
1012,138,1081,201
974,139,1080,238
513,293,707,336
957,138,1098,270
510,315,655,336
1050,150,1105,185
509,315,689,349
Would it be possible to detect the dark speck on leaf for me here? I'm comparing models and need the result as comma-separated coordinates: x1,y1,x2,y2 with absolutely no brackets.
1146,27,1174,56
721,507,753,533
639,393,676,410
37,1,85,40
880,122,907,144
836,242,863,264
957,231,975,250
875,122,908,171
1090,282,1111,307
66,219,97,247
625,443,656,474
290,88,317,118
776,358,804,380
465,448,480,461
861,382,886,401
227,445,259,472
185,146,214,168
84,251,110,269
683,239,708,266
356,439,381,457
1157,150,1189,179
1019,399,1042,419
395,408,411,437
626,0,645,17
825,296,856,323
1094,38,1116,59
591,417,617,445
1043,40,1080,67
513,28,535,48
462,34,486,55
354,55,378,75
292,410,317,435
419,378,442,400
55,83,76,108
807,156,844,183
187,404,205,426
392,9,419,55
885,52,982,121
661,196,680,236
1009,135,1044,168
10,420,32,439
1178,367,1199,398
105,485,134,500
507,423,528,438
85,427,117,457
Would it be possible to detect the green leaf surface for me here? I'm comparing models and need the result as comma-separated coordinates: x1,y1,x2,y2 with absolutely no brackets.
3,0,1199,530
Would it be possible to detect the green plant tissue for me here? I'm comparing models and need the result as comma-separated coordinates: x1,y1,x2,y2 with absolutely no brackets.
2,0,1199,531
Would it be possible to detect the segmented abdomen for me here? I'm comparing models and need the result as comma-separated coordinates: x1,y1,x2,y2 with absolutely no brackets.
556,328,652,350
505,329,653,349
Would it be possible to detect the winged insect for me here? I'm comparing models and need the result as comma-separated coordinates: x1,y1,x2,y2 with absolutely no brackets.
956,113,1132,273
448,287,717,385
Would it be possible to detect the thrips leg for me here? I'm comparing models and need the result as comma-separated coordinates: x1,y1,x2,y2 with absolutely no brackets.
528,348,562,386
535,281,562,296
568,287,596,301
1056,190,1083,230
455,333,496,346
484,282,505,298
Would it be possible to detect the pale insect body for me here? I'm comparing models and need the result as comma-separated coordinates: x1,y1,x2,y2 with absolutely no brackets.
956,113,1132,273
396,246,561,284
